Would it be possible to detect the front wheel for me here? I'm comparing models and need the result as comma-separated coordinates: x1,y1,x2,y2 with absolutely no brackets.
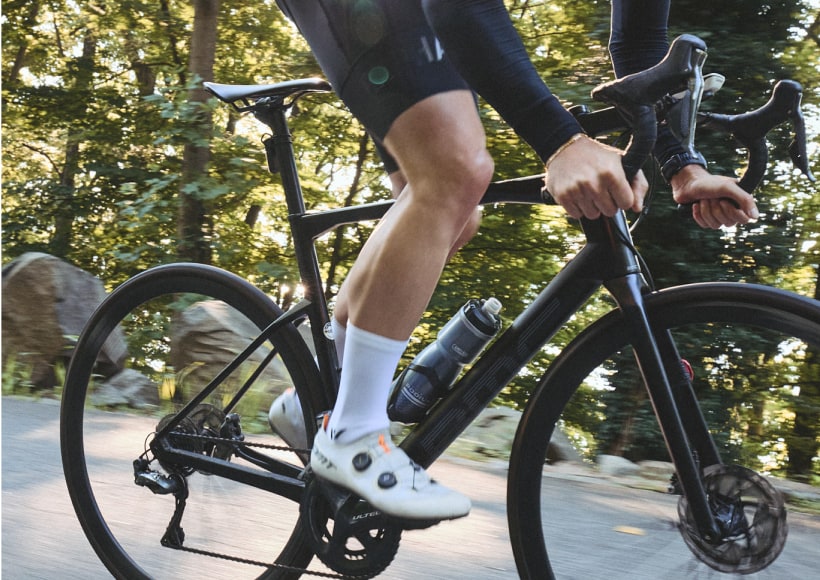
508,283,820,579
60,264,327,579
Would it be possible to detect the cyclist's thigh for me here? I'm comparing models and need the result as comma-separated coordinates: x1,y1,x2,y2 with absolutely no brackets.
275,0,470,140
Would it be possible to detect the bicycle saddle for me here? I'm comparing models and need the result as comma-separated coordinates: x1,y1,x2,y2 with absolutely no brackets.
204,78,332,108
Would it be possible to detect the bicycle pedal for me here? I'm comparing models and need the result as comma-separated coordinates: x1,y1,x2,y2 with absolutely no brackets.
134,468,182,495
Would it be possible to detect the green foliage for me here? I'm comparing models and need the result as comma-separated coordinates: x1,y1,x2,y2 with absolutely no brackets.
1,0,817,476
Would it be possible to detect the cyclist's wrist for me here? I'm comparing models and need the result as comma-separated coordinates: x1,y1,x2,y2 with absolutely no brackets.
544,133,586,169
660,150,707,183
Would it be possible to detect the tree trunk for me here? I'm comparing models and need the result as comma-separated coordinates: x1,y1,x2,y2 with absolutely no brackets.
51,31,96,257
177,0,219,264
786,264,820,479
4,0,41,87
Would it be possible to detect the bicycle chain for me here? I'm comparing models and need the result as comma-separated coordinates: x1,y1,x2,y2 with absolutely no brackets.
158,431,374,579
174,430,310,455
171,543,367,579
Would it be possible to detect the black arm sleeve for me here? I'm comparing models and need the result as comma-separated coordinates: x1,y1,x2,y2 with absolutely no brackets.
609,0,688,167
422,0,583,164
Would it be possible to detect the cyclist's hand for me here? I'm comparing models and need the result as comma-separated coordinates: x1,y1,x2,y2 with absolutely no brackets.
545,135,647,220
670,165,759,229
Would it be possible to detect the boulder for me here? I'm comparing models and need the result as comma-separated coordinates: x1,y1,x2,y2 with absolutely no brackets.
597,454,641,477
90,368,159,409
169,300,302,406
637,460,676,482
447,406,585,464
2,253,126,388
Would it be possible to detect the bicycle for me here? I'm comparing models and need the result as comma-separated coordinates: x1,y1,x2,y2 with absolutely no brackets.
61,35,818,579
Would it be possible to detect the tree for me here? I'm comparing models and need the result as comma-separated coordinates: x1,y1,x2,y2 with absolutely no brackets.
177,0,220,264
1,0,817,478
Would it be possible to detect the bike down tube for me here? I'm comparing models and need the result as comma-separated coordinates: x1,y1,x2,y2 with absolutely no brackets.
402,213,637,467
605,273,722,541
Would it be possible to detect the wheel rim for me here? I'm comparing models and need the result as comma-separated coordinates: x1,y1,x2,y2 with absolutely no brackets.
509,285,819,578
61,265,320,579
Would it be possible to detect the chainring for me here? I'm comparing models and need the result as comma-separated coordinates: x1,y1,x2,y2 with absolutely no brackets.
301,475,401,578
677,464,787,574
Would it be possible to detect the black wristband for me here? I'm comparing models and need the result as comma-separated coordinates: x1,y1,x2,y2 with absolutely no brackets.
661,150,707,182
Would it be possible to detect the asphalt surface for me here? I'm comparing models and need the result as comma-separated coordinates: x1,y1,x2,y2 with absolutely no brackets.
3,396,819,579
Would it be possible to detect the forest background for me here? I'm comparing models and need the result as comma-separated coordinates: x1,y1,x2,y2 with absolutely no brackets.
2,0,819,481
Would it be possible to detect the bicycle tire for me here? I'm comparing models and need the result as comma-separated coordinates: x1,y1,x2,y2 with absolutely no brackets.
507,282,820,579
61,263,327,579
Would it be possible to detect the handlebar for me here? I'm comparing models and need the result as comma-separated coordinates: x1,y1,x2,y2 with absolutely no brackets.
697,79,815,192
556,34,814,215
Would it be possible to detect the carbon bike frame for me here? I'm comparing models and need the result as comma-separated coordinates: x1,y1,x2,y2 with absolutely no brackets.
258,99,724,540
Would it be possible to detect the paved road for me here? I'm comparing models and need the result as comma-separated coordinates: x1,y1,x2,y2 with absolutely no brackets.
3,396,819,579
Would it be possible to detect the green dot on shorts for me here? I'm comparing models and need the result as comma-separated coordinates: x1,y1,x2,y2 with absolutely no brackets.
368,66,389,85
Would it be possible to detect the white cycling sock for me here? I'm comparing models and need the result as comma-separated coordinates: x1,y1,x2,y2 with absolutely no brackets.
331,317,347,363
326,323,407,444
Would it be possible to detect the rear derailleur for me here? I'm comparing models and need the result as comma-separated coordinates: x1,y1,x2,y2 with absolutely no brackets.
132,403,244,547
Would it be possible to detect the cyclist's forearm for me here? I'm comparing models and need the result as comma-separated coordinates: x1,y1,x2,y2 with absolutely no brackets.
609,0,671,77
422,0,581,163
609,0,693,178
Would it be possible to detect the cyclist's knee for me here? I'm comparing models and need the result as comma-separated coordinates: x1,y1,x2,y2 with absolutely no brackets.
434,146,494,207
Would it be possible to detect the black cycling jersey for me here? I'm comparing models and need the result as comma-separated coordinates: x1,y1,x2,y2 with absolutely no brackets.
275,0,682,173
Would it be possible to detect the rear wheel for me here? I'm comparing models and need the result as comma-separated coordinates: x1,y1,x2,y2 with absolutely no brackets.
508,283,819,578
61,264,327,579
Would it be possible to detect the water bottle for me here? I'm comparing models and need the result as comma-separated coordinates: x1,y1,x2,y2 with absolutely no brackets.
388,298,502,423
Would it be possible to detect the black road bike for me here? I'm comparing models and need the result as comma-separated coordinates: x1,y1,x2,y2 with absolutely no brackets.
61,35,818,579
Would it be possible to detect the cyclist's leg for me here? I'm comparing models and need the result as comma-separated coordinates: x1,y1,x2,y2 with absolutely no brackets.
275,0,489,520
372,140,482,268
315,91,491,520
334,93,491,338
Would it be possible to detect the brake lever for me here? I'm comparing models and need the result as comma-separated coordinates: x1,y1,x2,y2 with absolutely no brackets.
663,74,726,145
787,100,815,183
591,34,708,182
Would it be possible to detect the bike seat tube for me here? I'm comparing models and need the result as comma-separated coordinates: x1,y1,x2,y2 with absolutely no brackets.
257,102,342,394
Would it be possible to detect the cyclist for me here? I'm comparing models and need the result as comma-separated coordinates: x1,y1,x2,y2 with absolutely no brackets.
270,0,759,522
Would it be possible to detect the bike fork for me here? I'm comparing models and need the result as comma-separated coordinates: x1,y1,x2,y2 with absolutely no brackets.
607,273,722,542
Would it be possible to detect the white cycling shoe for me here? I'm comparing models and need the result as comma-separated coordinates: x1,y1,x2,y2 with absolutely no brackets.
268,388,308,450
310,425,471,521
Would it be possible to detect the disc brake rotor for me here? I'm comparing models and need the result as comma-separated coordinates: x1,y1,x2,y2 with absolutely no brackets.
677,464,787,574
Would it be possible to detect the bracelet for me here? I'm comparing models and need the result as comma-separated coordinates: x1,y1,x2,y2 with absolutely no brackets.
545,133,586,169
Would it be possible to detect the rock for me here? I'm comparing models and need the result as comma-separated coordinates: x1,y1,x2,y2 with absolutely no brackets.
2,253,126,389
597,454,641,477
637,460,675,481
90,368,159,409
447,406,584,464
169,300,300,409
